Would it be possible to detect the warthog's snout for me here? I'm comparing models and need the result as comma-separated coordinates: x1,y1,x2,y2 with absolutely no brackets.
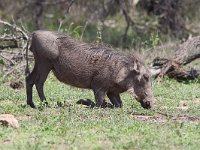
140,99,154,109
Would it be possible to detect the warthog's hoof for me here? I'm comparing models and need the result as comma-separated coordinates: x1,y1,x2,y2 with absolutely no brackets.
96,102,114,108
27,102,36,108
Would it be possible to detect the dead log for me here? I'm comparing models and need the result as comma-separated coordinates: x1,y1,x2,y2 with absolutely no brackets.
150,59,200,81
183,53,200,65
167,68,200,80
150,36,200,80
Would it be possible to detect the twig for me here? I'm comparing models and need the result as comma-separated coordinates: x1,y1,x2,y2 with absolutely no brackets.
27,0,70,6
4,62,26,77
0,54,15,65
0,19,32,80
0,44,19,49
0,34,22,41
0,19,29,40
0,50,33,58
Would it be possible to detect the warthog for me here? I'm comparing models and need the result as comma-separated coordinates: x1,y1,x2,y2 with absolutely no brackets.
26,30,155,109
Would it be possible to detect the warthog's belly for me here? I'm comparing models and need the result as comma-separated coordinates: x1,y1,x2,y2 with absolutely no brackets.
52,60,94,89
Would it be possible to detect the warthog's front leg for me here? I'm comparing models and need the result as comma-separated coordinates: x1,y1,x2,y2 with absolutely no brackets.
107,92,122,108
93,88,107,108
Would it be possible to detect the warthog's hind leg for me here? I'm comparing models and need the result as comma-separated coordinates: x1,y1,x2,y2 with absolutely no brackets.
35,62,51,106
26,60,51,108
26,65,37,108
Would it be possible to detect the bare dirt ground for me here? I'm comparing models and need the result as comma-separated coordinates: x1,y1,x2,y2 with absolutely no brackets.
131,113,200,124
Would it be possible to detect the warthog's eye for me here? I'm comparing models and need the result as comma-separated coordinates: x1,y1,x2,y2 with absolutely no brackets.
143,74,149,82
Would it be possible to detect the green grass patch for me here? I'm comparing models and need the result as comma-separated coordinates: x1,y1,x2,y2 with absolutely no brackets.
0,75,200,150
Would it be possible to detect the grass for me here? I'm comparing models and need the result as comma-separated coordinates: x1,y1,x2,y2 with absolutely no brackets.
0,74,200,150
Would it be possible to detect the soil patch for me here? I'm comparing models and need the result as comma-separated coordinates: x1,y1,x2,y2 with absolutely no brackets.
131,113,200,124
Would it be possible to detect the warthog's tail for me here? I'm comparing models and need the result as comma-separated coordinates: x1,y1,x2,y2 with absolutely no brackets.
25,36,31,76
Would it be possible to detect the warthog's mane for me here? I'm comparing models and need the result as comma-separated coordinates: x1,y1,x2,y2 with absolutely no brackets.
55,32,145,67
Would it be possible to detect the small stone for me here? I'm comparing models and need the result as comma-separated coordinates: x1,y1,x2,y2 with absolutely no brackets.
0,114,19,128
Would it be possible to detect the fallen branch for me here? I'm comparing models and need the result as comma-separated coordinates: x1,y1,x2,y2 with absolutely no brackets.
167,68,200,80
173,36,200,63
149,37,200,80
183,53,200,65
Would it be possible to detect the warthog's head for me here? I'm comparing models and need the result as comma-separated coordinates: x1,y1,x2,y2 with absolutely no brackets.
129,59,155,109
132,66,154,109
116,54,155,109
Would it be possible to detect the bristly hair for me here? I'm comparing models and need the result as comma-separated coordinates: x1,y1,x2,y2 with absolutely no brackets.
124,50,146,66
56,32,145,66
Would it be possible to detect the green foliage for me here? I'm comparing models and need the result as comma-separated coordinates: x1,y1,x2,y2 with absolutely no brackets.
96,23,102,44
82,24,97,43
142,32,160,49
58,22,83,39
101,26,124,48
0,59,5,65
